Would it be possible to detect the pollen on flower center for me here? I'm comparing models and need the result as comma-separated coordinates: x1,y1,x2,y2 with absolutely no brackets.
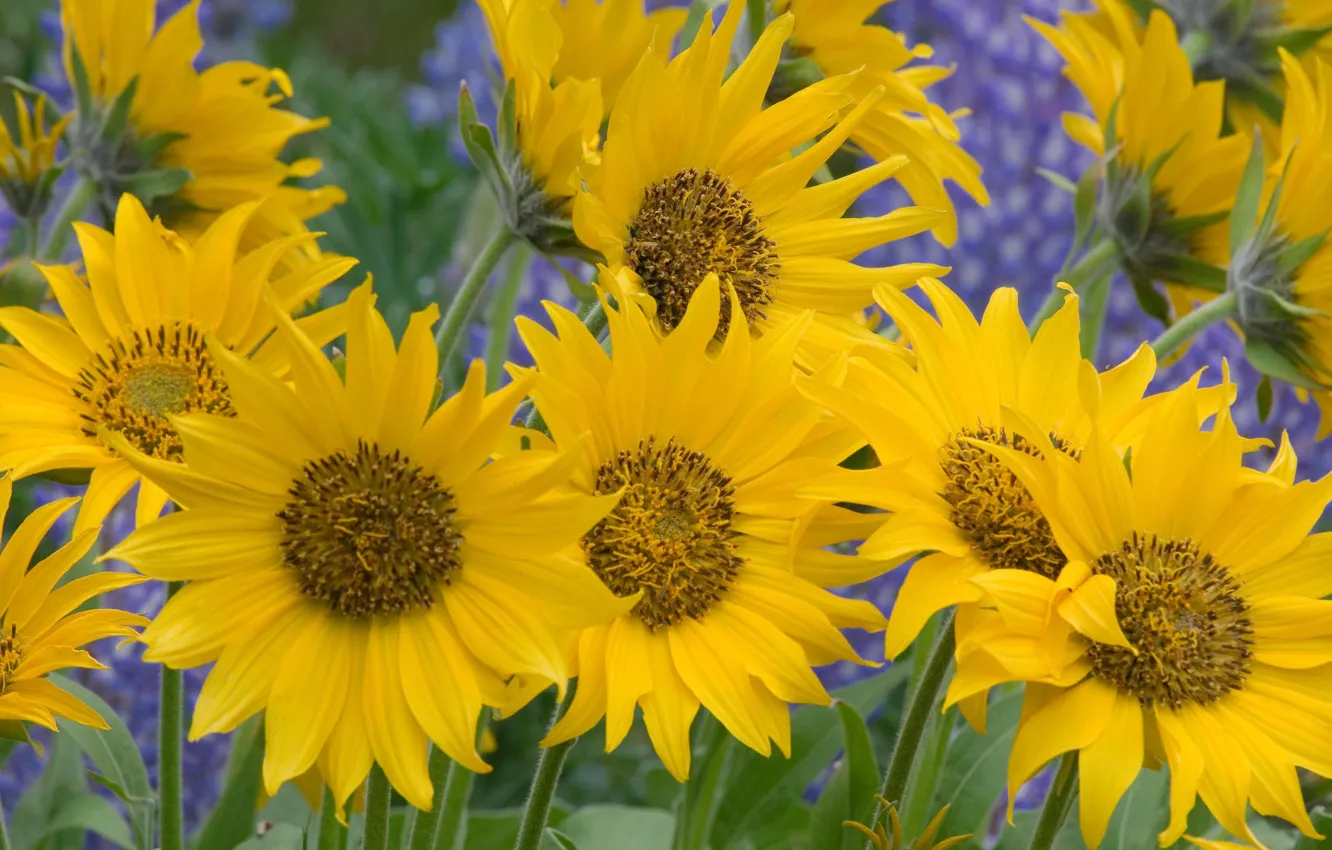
625,168,779,335
1088,533,1253,709
939,426,1074,580
74,324,233,462
0,625,21,695
582,437,742,630
277,441,464,619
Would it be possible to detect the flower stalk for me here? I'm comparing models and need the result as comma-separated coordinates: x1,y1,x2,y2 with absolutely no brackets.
363,765,393,850
1150,290,1238,361
1028,753,1079,850
158,580,184,850
436,228,517,368
514,697,577,850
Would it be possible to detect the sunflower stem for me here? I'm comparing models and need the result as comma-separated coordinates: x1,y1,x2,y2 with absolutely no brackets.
870,609,956,835
674,713,733,850
1079,272,1113,360
1029,752,1079,850
1150,290,1237,362
405,746,450,850
158,581,184,850
37,175,97,262
485,242,531,391
363,765,392,850
318,786,348,850
513,698,577,850
433,753,475,850
1030,239,1119,332
436,227,517,368
0,792,11,850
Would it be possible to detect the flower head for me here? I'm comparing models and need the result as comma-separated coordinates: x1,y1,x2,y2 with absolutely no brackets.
514,274,888,780
0,93,70,219
103,283,631,813
0,480,148,734
0,193,354,531
772,0,989,246
576,1,948,366
60,0,342,263
950,386,1332,848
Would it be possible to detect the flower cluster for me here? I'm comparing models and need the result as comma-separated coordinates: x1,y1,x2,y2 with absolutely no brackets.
0,1,1330,850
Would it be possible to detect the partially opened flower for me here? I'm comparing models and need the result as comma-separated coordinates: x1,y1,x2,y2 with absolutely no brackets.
575,0,947,366
103,284,631,813
0,193,354,530
954,386,1332,848
0,93,70,220
60,0,343,264
0,481,147,732
798,281,1191,731
514,273,887,781
772,0,989,246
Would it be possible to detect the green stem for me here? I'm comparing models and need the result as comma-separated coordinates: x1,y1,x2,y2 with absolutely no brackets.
362,765,392,850
405,747,452,850
0,791,11,850
435,228,516,367
870,610,956,832
158,581,184,850
1030,239,1119,332
745,0,767,47
513,699,577,850
579,300,608,342
1029,753,1079,850
433,755,475,850
1150,291,1238,361
318,787,348,850
485,243,531,391
675,715,732,850
1079,273,1113,361
38,175,97,262
22,217,39,257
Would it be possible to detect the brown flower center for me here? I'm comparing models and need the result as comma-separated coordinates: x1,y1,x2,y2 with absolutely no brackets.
0,625,20,695
582,438,742,629
625,168,778,335
277,441,464,618
1088,533,1253,708
74,324,233,462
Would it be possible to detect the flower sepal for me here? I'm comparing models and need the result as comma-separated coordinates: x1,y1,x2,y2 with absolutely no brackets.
0,718,42,755
0,90,70,222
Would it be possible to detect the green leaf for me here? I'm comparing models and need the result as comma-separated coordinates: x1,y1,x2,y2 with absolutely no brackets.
1245,338,1325,390
1035,168,1078,194
1230,129,1268,257
1277,231,1329,277
833,700,879,846
100,75,139,144
709,665,909,848
497,79,518,158
1257,374,1273,423
680,0,728,47
233,823,305,850
0,718,41,754
48,674,154,850
196,716,266,850
543,829,582,850
1129,273,1172,326
936,688,1023,840
118,167,191,205
69,44,95,128
37,793,134,850
557,805,675,850
1159,210,1229,236
995,807,1083,849
137,131,188,161
1293,807,1332,849
807,760,851,850
1260,24,1332,57
1098,768,1169,850
11,734,87,850
1157,255,1228,291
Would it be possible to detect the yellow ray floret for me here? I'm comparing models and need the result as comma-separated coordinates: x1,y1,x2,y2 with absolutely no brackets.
776,0,989,246
511,272,889,781
102,283,633,814
0,479,148,733
0,193,354,531
60,0,343,260
575,0,948,366
549,0,688,112
948,387,1332,849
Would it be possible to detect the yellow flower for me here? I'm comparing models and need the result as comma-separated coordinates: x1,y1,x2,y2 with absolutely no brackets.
950,387,1332,848
0,479,148,732
1031,5,1248,312
574,1,948,366
0,193,354,531
60,0,343,262
548,0,688,113
515,274,888,781
774,0,989,246
798,280,1190,732
102,283,631,813
0,93,69,186
476,0,604,203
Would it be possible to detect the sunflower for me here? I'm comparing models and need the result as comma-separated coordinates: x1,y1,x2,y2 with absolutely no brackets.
102,283,632,812
0,93,70,220
1031,4,1249,314
60,0,343,263
0,480,148,733
773,0,989,246
796,279,1212,731
574,0,948,366
0,192,354,532
945,383,1332,848
548,0,689,113
513,273,888,780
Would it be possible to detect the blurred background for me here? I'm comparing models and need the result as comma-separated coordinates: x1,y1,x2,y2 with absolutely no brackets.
0,0,1327,845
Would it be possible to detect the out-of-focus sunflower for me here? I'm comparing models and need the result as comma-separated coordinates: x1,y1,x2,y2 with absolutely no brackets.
1031,4,1249,318
548,0,688,113
0,481,147,732
513,274,888,781
575,1,947,366
798,281,1216,732
954,385,1332,848
0,93,70,220
60,0,343,264
0,193,353,530
103,283,631,813
772,0,989,246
